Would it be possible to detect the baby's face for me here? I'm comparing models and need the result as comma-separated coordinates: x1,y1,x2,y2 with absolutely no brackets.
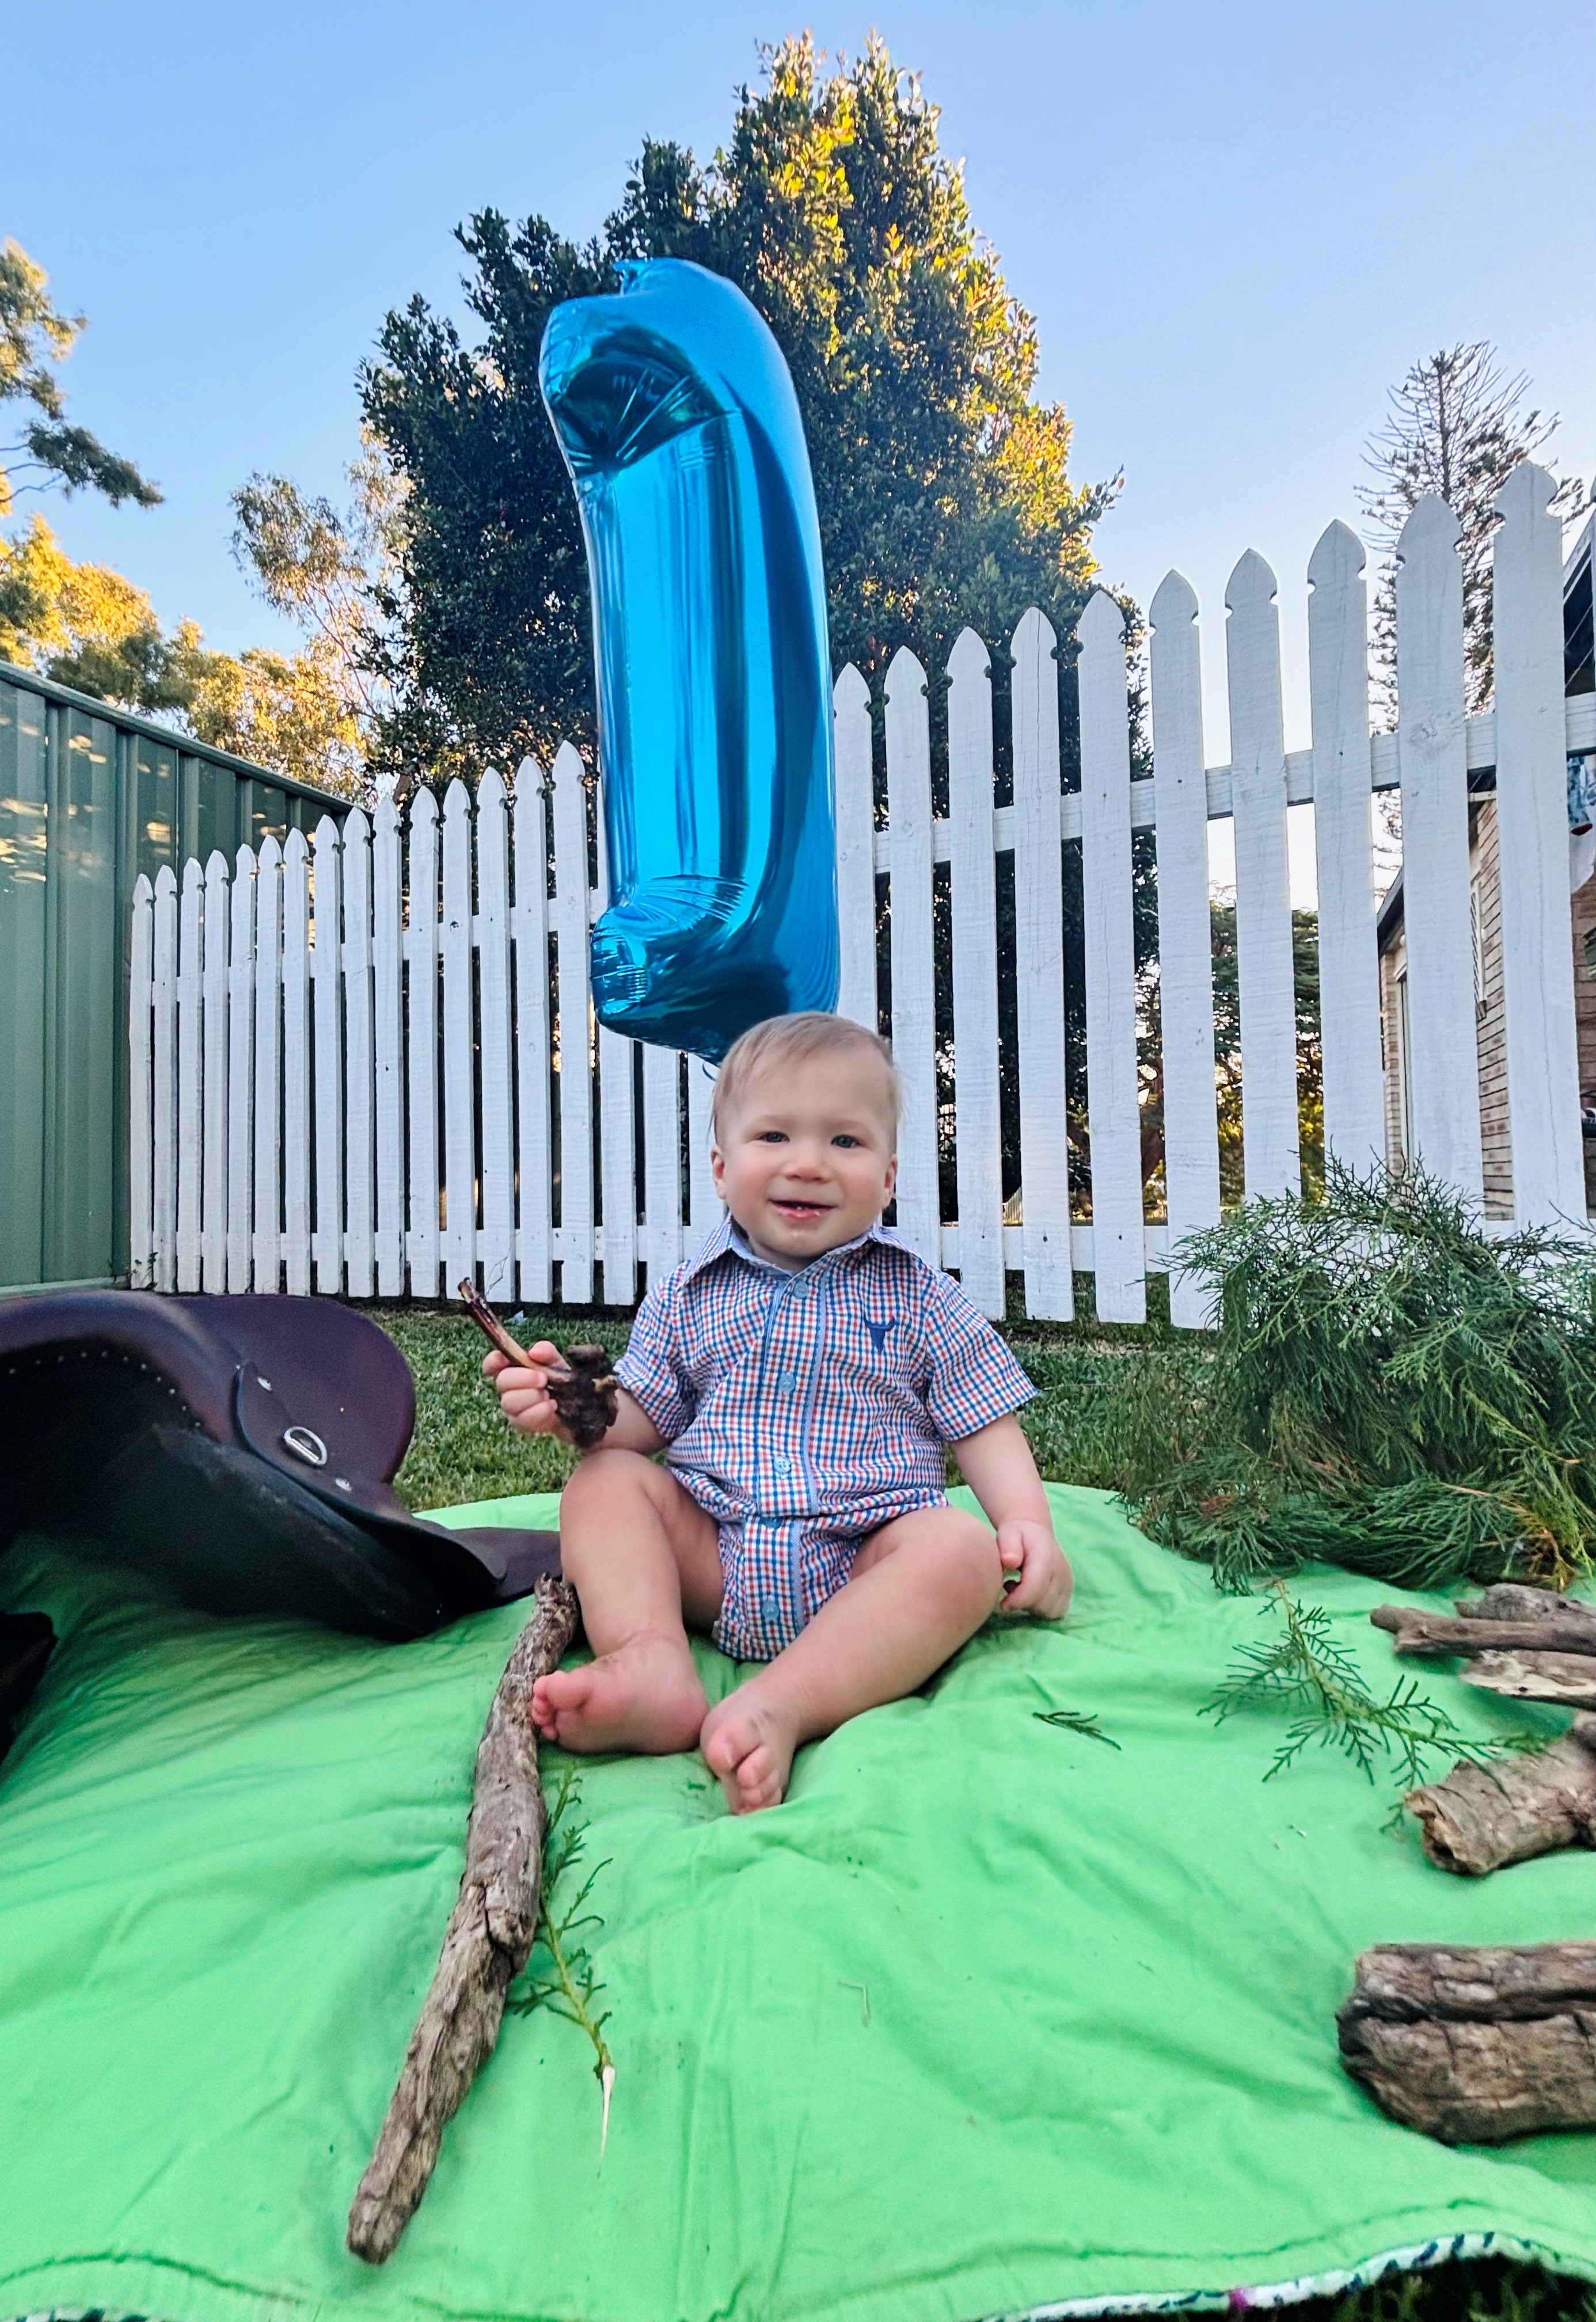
710,1051,898,1269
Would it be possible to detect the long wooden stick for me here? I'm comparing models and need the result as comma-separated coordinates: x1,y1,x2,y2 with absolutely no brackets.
348,1575,580,2264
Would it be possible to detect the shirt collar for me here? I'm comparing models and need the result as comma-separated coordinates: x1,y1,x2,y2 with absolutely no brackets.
685,1212,900,1280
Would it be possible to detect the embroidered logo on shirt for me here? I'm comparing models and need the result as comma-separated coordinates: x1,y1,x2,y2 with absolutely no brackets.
865,1318,898,1353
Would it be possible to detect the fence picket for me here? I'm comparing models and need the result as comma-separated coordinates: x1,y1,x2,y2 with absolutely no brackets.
1307,521,1385,1173
884,647,940,1261
1149,571,1221,1325
200,851,230,1292
406,788,440,1297
440,781,476,1293
128,874,154,1290
176,859,203,1293
1491,463,1584,1224
946,628,1005,1315
477,771,516,1299
1395,495,1484,1200
152,865,178,1292
643,1045,683,1279
253,837,283,1292
833,663,877,1029
551,743,594,1303
512,765,553,1304
226,846,255,1291
1010,609,1073,1319
1077,590,1146,1322
373,793,404,1295
343,809,376,1297
686,1056,717,1255
313,816,345,1293
282,829,313,1296
594,794,637,1306
1226,549,1300,1199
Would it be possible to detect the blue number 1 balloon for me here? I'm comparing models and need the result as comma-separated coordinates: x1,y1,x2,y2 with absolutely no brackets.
540,259,838,1063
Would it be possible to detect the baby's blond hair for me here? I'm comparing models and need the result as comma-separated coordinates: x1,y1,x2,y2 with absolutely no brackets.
711,1012,899,1142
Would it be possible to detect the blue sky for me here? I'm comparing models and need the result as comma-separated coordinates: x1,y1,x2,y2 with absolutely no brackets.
7,0,1594,782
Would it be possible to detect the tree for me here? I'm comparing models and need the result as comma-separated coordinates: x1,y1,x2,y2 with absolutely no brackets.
360,35,1116,783
1359,342,1586,722
1,242,160,514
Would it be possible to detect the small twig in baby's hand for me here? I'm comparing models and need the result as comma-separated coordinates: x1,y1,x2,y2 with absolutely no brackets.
455,1282,618,1449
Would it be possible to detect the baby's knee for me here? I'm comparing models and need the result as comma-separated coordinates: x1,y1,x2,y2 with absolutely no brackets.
935,1509,1007,1610
560,1444,654,1511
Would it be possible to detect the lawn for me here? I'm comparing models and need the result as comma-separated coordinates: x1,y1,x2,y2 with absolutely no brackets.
377,1300,1211,1512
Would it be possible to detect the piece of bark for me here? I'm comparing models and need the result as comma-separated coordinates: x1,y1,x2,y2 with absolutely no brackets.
1460,1650,1596,1711
545,1345,619,1451
1371,1604,1596,1659
347,1576,580,2264
1456,1584,1596,1637
1339,1942,1596,2142
1404,1715,1596,1873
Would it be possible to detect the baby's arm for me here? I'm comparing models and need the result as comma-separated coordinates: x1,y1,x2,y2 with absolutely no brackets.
949,1415,1072,1619
484,1345,664,1456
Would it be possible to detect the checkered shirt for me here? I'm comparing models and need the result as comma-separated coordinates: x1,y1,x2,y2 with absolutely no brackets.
614,1215,1035,1661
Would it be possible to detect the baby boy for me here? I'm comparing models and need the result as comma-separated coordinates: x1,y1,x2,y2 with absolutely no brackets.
486,1011,1072,1813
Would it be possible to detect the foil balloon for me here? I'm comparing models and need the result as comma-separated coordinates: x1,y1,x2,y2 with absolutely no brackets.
539,259,838,1063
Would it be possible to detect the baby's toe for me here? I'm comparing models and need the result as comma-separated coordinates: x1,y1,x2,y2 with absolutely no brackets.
734,1745,783,1813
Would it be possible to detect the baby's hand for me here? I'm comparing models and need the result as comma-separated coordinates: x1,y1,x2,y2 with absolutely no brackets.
483,1342,573,1441
996,1519,1073,1620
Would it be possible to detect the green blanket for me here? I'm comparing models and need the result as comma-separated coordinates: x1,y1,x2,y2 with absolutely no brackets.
3,1483,1594,2322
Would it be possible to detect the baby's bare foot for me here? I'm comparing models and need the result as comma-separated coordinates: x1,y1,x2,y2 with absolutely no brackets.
700,1679,803,1813
531,1630,706,1755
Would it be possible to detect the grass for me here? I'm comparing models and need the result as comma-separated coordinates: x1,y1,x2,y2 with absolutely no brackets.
377,1296,1210,1512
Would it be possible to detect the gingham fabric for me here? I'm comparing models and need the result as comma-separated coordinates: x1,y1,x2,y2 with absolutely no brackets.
614,1215,1036,1660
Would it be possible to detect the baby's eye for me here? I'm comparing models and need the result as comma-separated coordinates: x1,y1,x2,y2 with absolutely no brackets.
832,1134,861,1148
755,1129,788,1143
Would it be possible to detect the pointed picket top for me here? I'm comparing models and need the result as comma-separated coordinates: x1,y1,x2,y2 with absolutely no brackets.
133,871,153,906
155,862,177,901
234,843,256,879
1396,491,1461,564
885,644,927,709
514,754,544,796
948,625,990,682
442,776,471,826
343,805,371,846
1077,587,1127,647
1225,547,1278,613
833,660,870,716
258,833,282,874
409,783,438,833
1494,457,1559,538
1307,518,1364,593
552,738,587,794
285,826,309,866
314,810,341,848
1011,604,1057,662
1149,568,1197,631
478,766,507,817
182,856,203,896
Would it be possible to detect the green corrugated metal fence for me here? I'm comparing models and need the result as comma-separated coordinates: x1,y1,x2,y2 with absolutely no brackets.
0,664,346,1292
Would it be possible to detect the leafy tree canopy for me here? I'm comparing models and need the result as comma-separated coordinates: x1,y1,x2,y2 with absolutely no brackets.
362,35,1116,781
0,241,160,514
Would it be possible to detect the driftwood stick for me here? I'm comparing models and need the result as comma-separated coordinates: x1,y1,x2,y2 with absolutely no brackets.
347,1576,580,2264
1456,1584,1596,1637
1460,1650,1596,1710
1370,1606,1596,1659
1339,1941,1596,2142
1404,1715,1596,1873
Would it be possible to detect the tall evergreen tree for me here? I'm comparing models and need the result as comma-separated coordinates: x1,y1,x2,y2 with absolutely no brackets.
360,36,1116,782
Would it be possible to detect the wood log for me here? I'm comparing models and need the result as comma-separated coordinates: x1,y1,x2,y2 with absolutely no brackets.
1456,1584,1596,1637
1404,1715,1596,1873
347,1576,580,2264
1460,1650,1596,1710
1370,1605,1596,1659
1339,1942,1596,2142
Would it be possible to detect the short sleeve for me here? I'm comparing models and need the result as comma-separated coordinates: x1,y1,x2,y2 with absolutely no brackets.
614,1275,698,1441
919,1271,1035,1440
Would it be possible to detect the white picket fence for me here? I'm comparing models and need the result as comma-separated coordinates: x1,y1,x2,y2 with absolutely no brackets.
129,462,1596,1327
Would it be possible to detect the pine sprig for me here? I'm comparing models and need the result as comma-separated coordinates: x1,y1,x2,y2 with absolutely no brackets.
507,1769,615,2148
1033,1708,1122,1750
1203,1580,1539,1788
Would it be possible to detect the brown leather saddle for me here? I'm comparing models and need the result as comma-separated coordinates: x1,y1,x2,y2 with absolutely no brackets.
0,1292,560,1654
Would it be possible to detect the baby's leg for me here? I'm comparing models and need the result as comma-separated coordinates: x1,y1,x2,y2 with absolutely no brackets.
700,1506,1002,1812
533,1449,723,1755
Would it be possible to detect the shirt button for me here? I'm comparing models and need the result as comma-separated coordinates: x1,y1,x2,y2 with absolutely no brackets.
778,1369,796,1392
761,1592,782,1618
773,1454,792,1473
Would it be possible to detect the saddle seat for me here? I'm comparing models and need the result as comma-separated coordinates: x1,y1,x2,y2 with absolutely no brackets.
0,1290,560,1645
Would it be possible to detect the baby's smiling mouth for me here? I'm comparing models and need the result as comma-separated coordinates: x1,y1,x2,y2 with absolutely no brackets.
770,1197,834,1219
